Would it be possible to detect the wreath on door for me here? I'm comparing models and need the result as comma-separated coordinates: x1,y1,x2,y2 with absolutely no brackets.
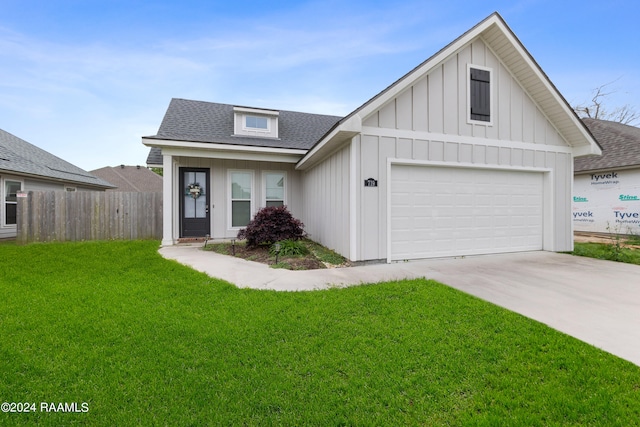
186,183,202,199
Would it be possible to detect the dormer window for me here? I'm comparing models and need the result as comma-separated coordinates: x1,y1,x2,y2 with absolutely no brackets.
245,115,269,130
234,106,279,138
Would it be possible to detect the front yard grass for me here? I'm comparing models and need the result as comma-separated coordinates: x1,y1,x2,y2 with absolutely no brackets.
1,240,640,425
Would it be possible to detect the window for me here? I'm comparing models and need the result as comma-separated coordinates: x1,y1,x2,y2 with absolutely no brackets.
233,106,278,138
245,115,269,130
469,66,491,123
230,171,253,227
264,172,285,207
4,180,21,226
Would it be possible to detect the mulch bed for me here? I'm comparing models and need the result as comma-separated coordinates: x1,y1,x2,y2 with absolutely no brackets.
208,243,327,270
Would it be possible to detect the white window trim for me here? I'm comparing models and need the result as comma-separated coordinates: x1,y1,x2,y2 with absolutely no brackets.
2,177,23,228
243,115,271,132
228,170,254,230
233,106,279,138
262,171,287,208
466,63,494,126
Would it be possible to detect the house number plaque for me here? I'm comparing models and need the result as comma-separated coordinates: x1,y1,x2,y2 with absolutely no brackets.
364,178,378,187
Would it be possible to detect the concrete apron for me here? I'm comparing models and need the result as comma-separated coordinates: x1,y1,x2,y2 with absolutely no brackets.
159,245,640,367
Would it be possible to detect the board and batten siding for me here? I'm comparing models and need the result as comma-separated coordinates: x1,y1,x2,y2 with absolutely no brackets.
302,144,351,258
350,38,574,261
353,135,573,260
173,157,303,240
362,39,566,147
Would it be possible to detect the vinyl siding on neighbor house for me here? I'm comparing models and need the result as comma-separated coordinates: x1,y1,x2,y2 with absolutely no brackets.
23,178,97,192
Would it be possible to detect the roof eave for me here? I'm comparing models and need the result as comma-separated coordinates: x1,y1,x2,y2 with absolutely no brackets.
299,12,601,167
297,14,502,168
480,14,601,155
296,118,361,170
0,168,115,189
573,143,602,158
142,137,307,163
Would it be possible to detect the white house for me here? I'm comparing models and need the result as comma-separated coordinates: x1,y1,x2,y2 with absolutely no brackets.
573,118,640,235
0,128,114,239
143,12,601,262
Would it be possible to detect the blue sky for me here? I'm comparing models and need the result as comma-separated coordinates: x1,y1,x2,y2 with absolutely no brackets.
1,0,638,171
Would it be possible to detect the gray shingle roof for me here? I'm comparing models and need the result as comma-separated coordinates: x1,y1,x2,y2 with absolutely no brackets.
146,98,343,150
90,165,162,192
146,147,163,167
0,128,114,188
575,119,640,172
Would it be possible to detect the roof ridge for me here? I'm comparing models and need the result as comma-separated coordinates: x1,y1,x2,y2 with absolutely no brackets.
170,97,343,119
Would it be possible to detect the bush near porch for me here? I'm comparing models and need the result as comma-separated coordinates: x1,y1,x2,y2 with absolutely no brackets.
237,205,305,248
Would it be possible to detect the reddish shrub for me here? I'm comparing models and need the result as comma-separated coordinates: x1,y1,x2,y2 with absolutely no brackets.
237,206,306,247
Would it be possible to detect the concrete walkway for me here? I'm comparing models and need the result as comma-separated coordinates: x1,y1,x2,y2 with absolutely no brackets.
159,244,640,367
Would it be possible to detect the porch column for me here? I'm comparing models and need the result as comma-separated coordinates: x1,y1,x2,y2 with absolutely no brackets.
161,154,174,246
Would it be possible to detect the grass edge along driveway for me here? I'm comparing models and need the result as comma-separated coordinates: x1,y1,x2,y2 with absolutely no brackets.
1,240,639,426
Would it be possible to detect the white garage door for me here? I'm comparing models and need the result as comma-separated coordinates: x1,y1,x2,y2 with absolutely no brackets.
390,165,543,260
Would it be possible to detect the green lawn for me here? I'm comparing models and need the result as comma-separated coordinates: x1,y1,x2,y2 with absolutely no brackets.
572,241,640,265
1,240,639,426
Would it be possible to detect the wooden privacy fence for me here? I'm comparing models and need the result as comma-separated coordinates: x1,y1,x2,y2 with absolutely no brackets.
16,191,162,244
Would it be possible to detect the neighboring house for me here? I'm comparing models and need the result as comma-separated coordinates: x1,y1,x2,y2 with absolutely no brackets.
573,118,640,235
0,128,114,239
90,165,163,192
143,12,601,262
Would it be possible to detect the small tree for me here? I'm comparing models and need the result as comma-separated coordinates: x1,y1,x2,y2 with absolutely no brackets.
237,206,306,248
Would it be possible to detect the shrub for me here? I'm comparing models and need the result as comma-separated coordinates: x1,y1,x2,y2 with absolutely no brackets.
237,206,306,248
270,239,309,257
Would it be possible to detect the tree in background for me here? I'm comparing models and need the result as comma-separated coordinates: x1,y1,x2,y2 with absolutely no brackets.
574,79,639,126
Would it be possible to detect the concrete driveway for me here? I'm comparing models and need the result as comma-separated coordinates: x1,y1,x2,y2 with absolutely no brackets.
416,252,640,368
160,246,640,367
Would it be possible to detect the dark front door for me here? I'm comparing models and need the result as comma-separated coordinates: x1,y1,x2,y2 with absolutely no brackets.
180,168,211,237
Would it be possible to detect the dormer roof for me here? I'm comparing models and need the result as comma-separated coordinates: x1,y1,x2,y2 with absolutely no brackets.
145,98,342,151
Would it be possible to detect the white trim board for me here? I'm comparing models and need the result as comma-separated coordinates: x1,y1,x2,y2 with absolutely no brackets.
361,127,576,154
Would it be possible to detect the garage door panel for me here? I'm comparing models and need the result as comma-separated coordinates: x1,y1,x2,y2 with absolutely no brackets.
390,165,543,260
